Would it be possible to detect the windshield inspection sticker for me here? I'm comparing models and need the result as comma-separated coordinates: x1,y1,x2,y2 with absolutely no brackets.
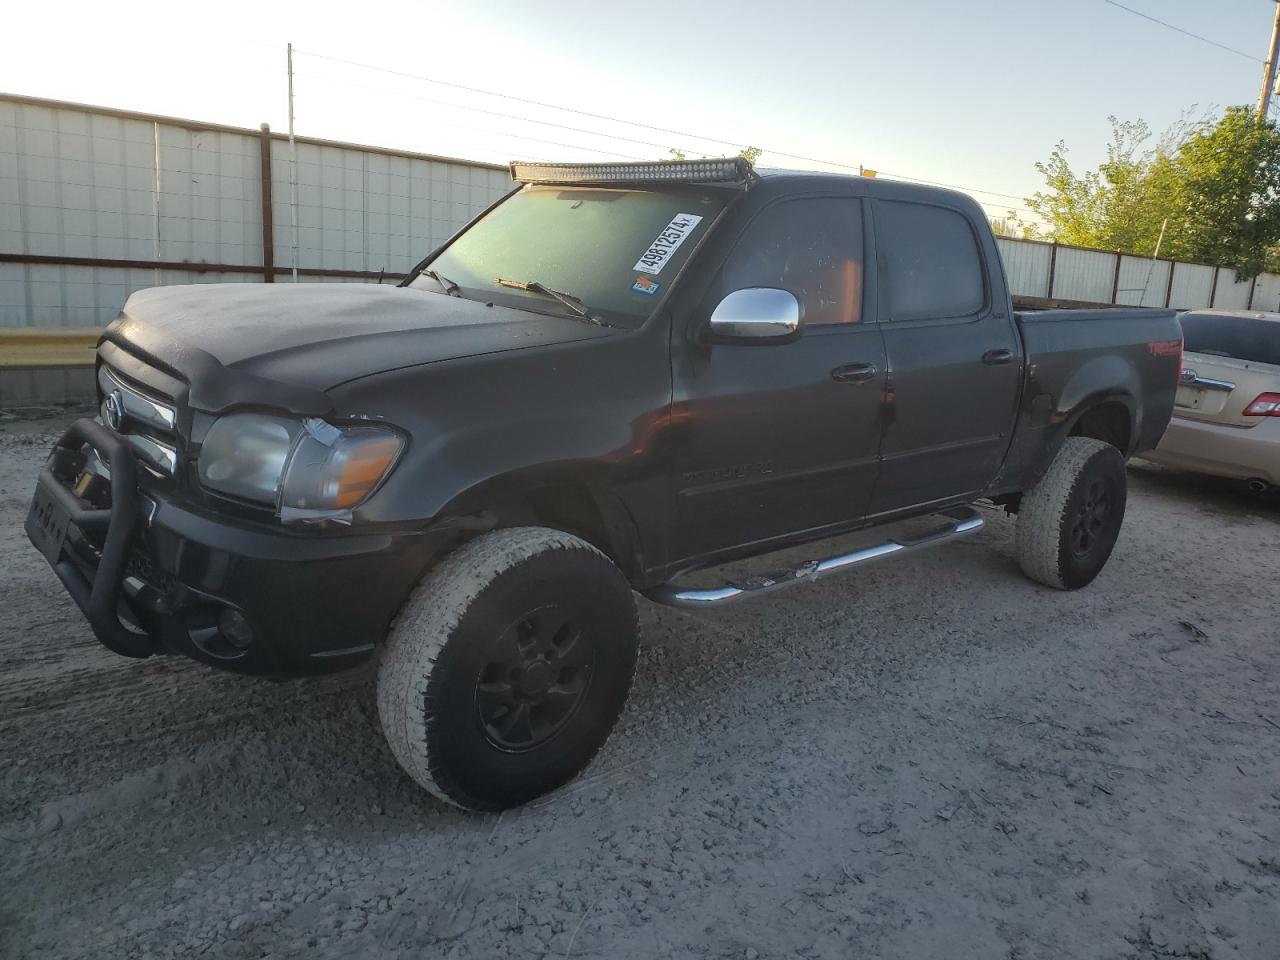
634,213,703,275
632,275,661,296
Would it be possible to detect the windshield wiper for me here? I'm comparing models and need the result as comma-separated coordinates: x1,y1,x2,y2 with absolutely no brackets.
420,268,461,296
493,278,609,327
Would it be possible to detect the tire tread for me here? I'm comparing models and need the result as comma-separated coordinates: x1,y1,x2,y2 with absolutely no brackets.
376,527,631,810
1016,437,1117,590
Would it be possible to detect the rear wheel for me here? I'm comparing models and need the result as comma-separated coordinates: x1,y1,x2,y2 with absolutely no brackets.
377,527,638,811
1016,437,1127,590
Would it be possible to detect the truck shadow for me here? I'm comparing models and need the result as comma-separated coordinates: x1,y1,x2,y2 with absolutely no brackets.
1127,461,1280,517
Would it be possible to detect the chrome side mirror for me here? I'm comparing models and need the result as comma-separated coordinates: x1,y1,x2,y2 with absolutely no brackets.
707,288,800,343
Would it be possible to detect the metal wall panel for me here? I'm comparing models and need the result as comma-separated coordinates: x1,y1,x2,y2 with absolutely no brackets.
0,262,262,327
272,144,511,274
994,237,1051,297
1211,268,1252,309
1252,273,1280,312
1052,247,1114,303
1,95,512,328
156,125,261,266
1168,263,1215,310
1115,256,1170,307
1,101,160,262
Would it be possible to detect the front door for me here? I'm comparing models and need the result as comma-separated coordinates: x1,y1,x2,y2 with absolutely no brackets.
867,198,1022,516
669,195,887,565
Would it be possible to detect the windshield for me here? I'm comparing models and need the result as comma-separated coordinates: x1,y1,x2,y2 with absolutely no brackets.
410,185,729,326
1181,312,1280,366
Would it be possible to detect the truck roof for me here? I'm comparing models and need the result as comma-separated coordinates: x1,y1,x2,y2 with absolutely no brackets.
752,166,978,210
508,159,978,211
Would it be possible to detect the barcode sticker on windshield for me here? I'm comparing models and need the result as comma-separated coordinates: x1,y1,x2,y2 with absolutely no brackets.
634,213,703,275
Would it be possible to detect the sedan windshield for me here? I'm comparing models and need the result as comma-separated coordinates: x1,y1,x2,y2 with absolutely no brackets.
410,185,729,326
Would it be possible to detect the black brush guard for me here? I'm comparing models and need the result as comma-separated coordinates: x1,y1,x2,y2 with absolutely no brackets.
25,417,158,658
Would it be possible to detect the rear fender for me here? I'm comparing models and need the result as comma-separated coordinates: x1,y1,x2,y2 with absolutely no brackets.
995,351,1141,495
1028,388,1137,489
1055,353,1143,443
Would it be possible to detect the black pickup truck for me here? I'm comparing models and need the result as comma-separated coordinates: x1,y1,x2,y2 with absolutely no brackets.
26,159,1182,811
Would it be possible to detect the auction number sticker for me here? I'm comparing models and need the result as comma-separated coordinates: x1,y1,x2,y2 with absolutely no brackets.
633,213,703,275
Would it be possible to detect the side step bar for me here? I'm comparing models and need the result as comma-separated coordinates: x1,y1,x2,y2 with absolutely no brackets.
645,506,985,609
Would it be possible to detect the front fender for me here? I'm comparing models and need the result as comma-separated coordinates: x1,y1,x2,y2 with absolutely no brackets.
327,327,674,574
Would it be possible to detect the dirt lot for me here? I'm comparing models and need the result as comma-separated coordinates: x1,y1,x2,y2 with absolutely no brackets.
2,413,1279,960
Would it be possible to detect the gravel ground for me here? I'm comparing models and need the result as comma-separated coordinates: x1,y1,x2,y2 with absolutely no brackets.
2,412,1279,960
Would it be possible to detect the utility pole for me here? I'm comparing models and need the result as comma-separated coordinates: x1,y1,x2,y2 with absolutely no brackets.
287,42,299,282
1258,1,1280,122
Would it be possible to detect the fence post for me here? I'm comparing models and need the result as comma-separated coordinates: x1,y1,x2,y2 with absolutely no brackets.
258,123,275,283
1208,267,1219,308
1046,241,1058,299
1248,275,1258,310
1163,261,1175,308
1110,251,1122,304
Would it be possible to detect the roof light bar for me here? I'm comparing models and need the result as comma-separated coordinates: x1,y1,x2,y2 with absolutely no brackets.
509,158,753,186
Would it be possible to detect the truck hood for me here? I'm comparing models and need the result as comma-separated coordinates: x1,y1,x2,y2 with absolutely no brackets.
102,282,612,413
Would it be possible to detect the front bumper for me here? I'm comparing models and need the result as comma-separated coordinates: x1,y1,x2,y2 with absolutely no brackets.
1141,413,1280,486
26,418,441,677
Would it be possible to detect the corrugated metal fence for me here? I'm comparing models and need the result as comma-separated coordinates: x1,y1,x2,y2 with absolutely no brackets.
995,236,1270,311
1,94,514,329
4,92,1280,334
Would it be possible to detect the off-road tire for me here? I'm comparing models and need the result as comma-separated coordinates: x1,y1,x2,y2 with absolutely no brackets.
1016,437,1127,590
377,527,638,811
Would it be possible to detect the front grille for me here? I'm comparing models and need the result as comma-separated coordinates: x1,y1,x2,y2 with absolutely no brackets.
98,365,180,477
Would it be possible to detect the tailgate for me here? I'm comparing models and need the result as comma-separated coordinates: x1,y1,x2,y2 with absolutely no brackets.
1176,352,1280,426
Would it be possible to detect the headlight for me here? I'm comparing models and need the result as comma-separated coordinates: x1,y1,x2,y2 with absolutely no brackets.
198,415,403,522
198,414,299,504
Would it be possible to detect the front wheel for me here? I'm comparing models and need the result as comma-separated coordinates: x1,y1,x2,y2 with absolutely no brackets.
377,527,639,811
1015,437,1128,590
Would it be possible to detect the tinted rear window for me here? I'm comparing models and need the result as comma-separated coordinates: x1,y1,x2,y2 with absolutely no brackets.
1180,312,1280,366
877,200,984,321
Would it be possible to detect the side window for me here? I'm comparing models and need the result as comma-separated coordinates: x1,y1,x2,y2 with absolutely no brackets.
877,200,984,322
721,198,864,326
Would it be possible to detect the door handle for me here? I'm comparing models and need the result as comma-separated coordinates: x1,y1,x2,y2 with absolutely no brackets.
982,348,1014,366
830,362,878,383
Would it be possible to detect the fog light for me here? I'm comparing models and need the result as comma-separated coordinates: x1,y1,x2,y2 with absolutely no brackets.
218,607,255,650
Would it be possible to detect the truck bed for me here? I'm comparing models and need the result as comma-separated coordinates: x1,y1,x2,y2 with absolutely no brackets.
987,306,1181,496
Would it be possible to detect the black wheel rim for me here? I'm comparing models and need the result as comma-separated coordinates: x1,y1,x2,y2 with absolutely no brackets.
475,604,594,752
1070,477,1113,558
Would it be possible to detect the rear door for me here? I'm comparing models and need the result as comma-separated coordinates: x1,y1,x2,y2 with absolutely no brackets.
866,198,1022,516
1176,311,1280,425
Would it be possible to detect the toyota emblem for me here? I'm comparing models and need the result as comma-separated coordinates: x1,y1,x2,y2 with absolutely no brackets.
1180,368,1197,384
103,390,125,431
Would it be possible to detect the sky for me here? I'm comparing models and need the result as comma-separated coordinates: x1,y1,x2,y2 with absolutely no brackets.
3,0,1279,221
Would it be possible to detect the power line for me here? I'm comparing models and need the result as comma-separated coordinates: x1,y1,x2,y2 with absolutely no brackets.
1100,0,1263,62
296,48,743,155
293,71,691,157
293,47,1036,207
297,65,1039,215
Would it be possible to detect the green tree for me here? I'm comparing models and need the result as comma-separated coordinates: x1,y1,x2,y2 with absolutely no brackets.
1026,108,1280,279
1026,117,1181,253
665,145,762,164
1172,107,1280,278
988,216,1027,239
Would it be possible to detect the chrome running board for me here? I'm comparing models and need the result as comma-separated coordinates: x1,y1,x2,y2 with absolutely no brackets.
645,506,985,609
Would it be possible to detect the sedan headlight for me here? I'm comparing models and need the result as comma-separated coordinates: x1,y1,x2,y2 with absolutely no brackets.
198,414,404,522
